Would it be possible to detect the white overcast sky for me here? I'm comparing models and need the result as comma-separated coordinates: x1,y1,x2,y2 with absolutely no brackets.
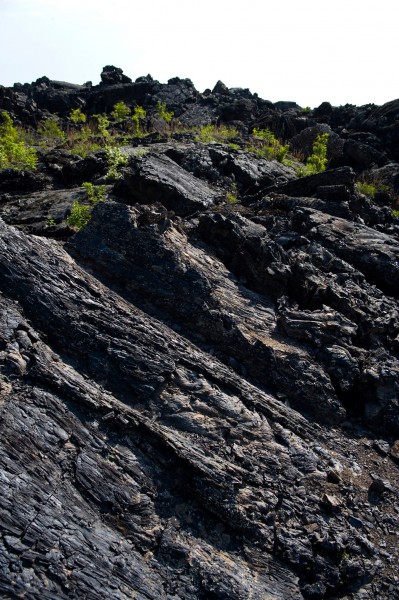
0,0,397,108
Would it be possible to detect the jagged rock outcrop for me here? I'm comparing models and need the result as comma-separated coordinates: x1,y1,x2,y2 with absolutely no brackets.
0,67,399,600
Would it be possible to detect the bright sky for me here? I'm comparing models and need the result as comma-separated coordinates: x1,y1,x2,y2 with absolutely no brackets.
0,0,397,108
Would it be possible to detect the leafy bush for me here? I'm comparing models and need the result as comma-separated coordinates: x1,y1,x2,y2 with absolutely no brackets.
130,106,146,136
0,111,38,170
356,181,377,197
82,182,106,204
67,201,91,230
298,133,329,176
94,114,110,139
249,128,289,163
105,147,129,182
112,101,131,123
226,183,238,204
67,183,105,231
156,100,174,123
355,180,390,198
70,108,86,124
38,118,66,142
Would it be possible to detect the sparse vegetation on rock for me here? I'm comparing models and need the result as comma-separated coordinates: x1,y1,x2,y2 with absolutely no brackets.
249,127,290,162
0,111,38,170
298,132,330,175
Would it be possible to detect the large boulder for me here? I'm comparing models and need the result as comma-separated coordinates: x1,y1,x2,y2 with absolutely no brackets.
114,152,219,216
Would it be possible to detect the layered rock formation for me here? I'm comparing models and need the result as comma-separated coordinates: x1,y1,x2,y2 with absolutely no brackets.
0,67,398,599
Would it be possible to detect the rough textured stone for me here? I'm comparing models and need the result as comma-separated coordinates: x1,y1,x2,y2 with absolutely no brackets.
0,65,399,600
114,152,219,216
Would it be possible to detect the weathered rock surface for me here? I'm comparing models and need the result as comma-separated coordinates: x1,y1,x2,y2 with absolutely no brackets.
1,216,398,599
0,188,86,236
114,152,219,216
0,66,399,599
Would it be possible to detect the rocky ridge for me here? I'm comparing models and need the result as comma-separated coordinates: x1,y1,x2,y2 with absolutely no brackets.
0,66,398,599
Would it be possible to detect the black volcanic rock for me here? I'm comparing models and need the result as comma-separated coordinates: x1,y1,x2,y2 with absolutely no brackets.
67,202,345,426
114,151,219,216
0,167,52,193
100,65,133,85
246,166,356,199
0,66,399,600
360,98,399,161
343,138,388,169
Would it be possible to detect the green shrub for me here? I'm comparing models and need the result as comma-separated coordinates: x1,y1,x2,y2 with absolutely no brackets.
105,147,129,182
196,124,214,143
67,183,105,230
82,181,106,204
67,201,91,230
0,111,38,170
356,181,377,197
249,128,289,163
393,209,399,218
226,183,238,204
156,100,174,123
38,118,66,142
130,106,146,136
355,181,390,198
112,101,131,123
94,114,110,139
298,133,329,176
70,108,86,124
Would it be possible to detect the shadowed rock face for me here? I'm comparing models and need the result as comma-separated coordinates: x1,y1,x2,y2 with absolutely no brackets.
1,68,399,600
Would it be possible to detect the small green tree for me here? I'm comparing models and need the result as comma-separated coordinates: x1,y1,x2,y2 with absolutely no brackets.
70,108,87,124
130,106,146,136
156,100,174,123
105,148,129,181
0,111,38,170
250,128,289,163
67,183,106,231
94,114,110,139
82,182,106,204
112,101,131,122
298,133,329,176
67,201,91,230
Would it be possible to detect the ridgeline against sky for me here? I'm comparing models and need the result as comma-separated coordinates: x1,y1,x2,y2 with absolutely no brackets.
0,0,398,107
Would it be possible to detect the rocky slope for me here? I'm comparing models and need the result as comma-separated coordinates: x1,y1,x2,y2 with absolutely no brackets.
0,66,398,600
